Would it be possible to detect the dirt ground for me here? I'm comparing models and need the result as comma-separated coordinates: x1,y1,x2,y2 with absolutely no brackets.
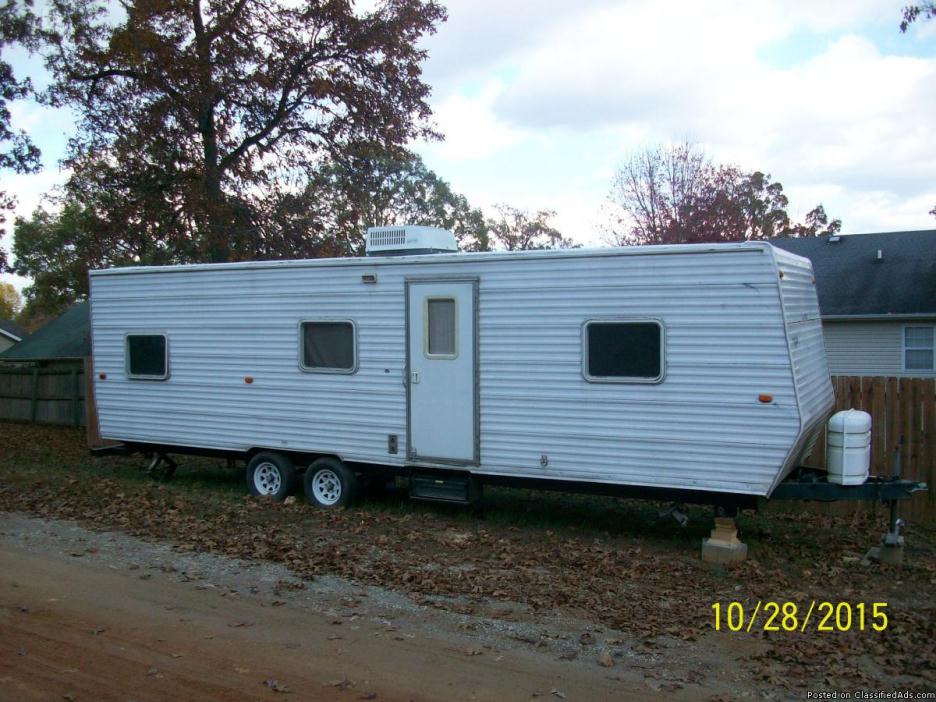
2,513,752,701
1,423,935,700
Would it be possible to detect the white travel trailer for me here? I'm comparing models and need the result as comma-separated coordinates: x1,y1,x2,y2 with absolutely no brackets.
89,228,835,510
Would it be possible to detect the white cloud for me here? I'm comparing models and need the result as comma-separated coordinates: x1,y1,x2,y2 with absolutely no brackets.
416,0,935,235
420,81,525,160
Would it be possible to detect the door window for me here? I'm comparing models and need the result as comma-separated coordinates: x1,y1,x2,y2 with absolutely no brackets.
426,298,457,358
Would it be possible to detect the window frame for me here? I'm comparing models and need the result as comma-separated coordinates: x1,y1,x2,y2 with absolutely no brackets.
423,296,459,360
298,319,359,375
581,318,666,384
124,332,170,381
902,324,935,373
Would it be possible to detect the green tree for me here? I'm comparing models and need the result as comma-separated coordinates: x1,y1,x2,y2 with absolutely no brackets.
0,0,42,269
487,204,576,251
41,0,446,263
607,143,841,245
299,145,490,255
10,202,109,316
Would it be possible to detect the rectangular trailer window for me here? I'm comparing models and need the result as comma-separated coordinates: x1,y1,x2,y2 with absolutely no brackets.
300,321,357,373
904,325,934,371
126,334,168,380
426,298,457,358
583,320,663,383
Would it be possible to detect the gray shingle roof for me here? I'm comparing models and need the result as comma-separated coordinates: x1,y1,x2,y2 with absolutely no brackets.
0,301,90,360
772,230,936,317
0,319,28,342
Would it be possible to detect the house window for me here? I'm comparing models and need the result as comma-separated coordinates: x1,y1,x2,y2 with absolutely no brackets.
583,320,664,383
126,334,169,380
300,321,356,373
425,298,457,358
904,326,934,371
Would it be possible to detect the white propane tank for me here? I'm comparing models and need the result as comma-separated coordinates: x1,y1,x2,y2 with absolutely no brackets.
826,409,871,485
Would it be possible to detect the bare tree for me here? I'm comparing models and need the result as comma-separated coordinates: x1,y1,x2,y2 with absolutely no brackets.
487,205,576,251
607,143,840,245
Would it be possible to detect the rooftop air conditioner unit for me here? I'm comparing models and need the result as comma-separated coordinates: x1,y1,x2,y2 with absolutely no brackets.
365,226,458,257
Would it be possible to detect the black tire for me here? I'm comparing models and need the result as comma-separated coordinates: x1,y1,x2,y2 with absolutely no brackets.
246,452,296,501
304,457,358,508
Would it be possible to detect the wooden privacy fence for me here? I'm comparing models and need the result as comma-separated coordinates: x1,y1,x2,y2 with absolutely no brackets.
0,364,86,427
803,376,935,522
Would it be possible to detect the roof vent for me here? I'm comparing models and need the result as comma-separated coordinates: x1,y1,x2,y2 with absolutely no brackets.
827,235,842,243
876,249,883,261
365,226,458,257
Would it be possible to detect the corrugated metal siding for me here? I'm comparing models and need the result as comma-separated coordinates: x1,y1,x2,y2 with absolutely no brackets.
771,246,836,486
822,320,936,377
772,247,835,424
91,244,803,497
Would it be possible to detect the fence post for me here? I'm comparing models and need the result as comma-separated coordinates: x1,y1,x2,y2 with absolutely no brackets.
71,368,80,426
29,368,39,422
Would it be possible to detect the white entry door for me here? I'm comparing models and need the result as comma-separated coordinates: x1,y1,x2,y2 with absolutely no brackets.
407,280,477,464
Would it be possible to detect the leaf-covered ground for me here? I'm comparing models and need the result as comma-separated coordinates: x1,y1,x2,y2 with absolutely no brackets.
1,421,934,695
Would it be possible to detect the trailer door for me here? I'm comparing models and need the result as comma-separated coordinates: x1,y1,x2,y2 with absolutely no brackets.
406,279,478,464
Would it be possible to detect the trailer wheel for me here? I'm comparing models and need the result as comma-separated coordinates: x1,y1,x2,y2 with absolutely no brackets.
246,452,296,501
304,457,358,508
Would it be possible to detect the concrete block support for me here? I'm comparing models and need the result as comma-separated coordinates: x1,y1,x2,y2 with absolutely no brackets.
701,517,748,564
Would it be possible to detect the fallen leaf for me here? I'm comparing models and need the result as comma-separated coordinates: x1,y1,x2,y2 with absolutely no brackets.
550,689,566,699
597,649,615,668
465,647,483,656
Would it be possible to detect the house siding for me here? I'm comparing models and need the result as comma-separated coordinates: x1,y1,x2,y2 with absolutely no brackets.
823,319,936,377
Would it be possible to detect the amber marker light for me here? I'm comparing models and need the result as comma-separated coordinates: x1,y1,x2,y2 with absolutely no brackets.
244,376,254,384
98,373,107,380
758,394,773,403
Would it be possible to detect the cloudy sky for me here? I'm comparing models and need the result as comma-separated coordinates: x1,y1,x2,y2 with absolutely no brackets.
2,0,935,293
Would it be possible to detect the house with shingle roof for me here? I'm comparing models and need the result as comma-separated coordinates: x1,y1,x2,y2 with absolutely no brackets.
0,319,28,353
773,230,936,377
0,302,90,364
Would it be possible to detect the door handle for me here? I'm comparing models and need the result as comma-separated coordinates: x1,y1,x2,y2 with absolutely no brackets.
410,370,420,384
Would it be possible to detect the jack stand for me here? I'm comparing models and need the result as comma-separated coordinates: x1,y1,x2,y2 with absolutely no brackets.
146,453,178,481
870,500,905,566
867,446,907,566
701,516,748,564
659,504,689,527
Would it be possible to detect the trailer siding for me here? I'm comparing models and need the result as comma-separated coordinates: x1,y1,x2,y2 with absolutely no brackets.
91,243,823,497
